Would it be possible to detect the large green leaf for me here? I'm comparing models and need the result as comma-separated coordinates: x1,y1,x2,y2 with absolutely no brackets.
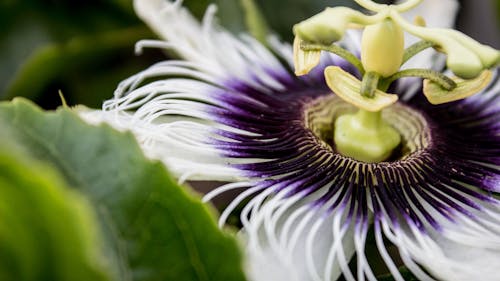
0,143,112,281
0,98,247,281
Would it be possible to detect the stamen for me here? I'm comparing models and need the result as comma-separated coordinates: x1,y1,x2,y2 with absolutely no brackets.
390,10,500,79
383,68,457,91
423,70,493,104
324,66,397,112
293,37,321,76
293,7,386,45
413,15,426,27
300,42,365,75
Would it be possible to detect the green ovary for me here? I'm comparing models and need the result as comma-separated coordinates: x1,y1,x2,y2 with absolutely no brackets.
361,19,404,77
334,109,401,163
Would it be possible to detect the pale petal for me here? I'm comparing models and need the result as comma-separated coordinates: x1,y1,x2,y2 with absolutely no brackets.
79,0,303,183
235,188,356,281
377,186,500,281
133,0,287,92
427,235,500,281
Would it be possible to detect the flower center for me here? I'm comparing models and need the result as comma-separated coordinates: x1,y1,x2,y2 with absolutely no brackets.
293,0,498,163
304,96,430,162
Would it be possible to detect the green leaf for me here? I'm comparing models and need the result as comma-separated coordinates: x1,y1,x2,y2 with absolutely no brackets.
183,0,211,20
0,143,112,281
241,0,269,44
0,0,142,105
255,0,357,41
377,266,419,281
3,27,151,103
0,98,247,281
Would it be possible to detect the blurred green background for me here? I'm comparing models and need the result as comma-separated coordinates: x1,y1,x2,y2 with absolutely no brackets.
0,0,498,109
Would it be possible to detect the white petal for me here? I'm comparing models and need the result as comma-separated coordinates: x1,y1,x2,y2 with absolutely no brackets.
420,204,500,281
82,1,299,185
427,235,500,281
231,186,357,281
378,189,500,281
133,0,288,92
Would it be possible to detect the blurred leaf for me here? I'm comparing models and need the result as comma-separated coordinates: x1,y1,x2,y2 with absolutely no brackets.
0,0,145,107
377,266,419,281
0,98,247,281
255,0,357,42
0,17,52,98
167,0,358,41
241,0,270,44
179,0,247,33
183,0,211,19
0,142,112,281
214,0,247,33
1,0,137,39
3,26,152,107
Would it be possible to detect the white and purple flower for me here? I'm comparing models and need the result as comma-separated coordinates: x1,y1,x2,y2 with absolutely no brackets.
80,0,500,280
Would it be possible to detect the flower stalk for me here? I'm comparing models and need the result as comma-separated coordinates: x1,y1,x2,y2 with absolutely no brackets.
360,71,380,98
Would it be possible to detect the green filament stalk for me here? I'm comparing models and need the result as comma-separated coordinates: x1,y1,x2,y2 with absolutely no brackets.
361,72,380,98
301,43,365,75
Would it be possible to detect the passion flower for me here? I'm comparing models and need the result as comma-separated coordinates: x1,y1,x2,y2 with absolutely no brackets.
80,0,500,280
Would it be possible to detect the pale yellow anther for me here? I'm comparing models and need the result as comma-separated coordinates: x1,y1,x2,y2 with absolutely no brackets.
293,36,321,76
324,66,398,112
413,16,426,27
445,44,484,79
423,70,493,105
